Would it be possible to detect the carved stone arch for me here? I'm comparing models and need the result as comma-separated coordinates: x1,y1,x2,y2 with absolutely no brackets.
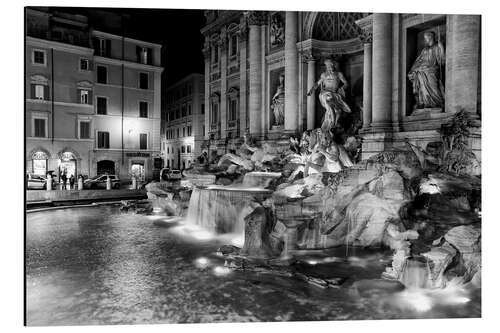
227,86,239,98
210,91,221,102
30,74,49,85
77,80,93,89
303,12,319,40
28,146,51,160
305,12,367,41
227,22,239,33
57,147,81,160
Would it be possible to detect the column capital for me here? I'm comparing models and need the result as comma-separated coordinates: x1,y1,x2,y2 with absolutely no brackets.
301,49,317,63
246,11,267,26
356,14,373,44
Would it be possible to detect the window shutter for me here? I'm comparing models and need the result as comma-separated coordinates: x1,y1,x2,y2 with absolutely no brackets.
92,38,99,54
147,48,153,65
30,84,36,99
88,60,94,71
88,91,93,105
44,85,49,101
105,39,111,57
136,46,141,62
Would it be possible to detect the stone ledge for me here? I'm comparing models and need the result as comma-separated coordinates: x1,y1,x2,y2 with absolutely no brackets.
26,189,147,204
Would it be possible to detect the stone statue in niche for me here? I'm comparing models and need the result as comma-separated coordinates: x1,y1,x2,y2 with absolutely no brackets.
408,31,445,110
271,73,285,127
270,14,284,47
307,59,351,133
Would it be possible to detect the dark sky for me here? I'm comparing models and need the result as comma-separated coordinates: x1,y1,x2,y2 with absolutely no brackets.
51,7,206,86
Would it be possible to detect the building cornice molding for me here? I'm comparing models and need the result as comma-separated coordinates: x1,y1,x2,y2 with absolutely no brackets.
296,38,363,56
91,30,162,49
26,36,94,55
94,56,164,73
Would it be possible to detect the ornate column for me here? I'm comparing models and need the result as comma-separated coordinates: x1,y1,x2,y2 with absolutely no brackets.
247,11,264,136
360,28,373,129
219,29,228,139
284,11,299,132
202,38,210,140
371,13,392,128
445,15,481,115
305,51,316,130
238,20,248,135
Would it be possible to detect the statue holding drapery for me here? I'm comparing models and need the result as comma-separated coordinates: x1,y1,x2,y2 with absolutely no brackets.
271,73,285,126
307,59,351,133
408,31,445,110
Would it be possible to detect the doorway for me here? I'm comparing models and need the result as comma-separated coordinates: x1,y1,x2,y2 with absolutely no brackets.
97,160,115,175
130,162,145,181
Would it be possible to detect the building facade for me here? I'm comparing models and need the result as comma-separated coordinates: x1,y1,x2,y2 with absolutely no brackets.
201,11,481,160
162,73,205,170
25,8,164,182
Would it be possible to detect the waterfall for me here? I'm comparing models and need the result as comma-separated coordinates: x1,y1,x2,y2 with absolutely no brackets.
400,257,432,289
186,186,271,234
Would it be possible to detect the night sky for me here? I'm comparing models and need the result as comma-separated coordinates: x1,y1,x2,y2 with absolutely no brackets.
47,7,207,86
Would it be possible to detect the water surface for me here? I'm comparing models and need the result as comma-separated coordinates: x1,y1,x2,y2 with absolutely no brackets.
26,205,480,326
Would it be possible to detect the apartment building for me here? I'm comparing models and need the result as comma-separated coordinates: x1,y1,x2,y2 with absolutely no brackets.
25,8,164,181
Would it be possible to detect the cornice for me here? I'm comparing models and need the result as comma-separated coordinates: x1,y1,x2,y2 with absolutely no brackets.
26,36,94,55
94,56,164,73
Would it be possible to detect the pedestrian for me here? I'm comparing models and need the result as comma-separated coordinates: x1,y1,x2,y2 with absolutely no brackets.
69,175,75,190
61,172,67,190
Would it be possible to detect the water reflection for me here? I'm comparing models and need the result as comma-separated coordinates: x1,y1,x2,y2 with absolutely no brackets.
26,206,480,326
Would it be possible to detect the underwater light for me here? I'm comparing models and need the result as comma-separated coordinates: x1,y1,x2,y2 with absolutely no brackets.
213,266,232,277
194,257,210,269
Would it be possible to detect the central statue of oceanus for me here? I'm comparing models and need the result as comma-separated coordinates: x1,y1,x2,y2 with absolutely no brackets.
307,59,351,132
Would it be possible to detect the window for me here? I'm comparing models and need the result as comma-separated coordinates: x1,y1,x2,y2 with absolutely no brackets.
97,131,110,148
229,99,237,121
182,105,186,118
34,85,44,100
80,58,89,71
33,118,46,137
139,133,147,150
32,49,46,65
202,125,205,136
79,121,90,139
177,128,179,138
139,73,149,89
139,101,148,118
187,126,192,136
97,66,107,84
95,38,110,57
181,146,185,153
182,127,185,137
187,145,191,153
97,97,107,115
201,103,205,115
188,104,192,115
211,103,219,124
80,90,89,104
230,35,238,57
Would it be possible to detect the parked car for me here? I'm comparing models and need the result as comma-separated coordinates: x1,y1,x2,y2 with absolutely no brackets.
26,173,47,190
83,174,121,189
160,168,170,181
167,169,182,181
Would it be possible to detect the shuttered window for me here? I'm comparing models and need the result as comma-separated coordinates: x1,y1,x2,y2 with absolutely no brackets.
34,118,46,137
79,121,90,139
139,133,147,150
97,97,107,115
97,66,107,84
97,131,109,148
139,101,148,118
139,73,148,89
